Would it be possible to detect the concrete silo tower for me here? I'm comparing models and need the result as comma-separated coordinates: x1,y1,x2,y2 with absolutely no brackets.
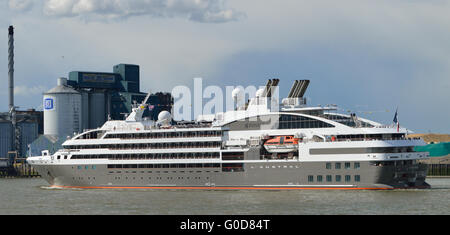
43,78,82,139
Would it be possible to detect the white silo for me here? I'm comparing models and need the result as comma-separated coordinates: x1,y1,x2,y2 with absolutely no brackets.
43,78,82,138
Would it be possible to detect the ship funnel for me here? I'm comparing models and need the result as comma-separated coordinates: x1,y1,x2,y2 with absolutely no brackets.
288,80,310,98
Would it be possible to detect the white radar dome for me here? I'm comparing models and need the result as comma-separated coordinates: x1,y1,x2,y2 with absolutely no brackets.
158,111,172,122
232,87,243,102
255,88,264,98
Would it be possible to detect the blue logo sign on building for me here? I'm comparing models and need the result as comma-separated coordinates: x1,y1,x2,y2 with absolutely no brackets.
44,98,54,111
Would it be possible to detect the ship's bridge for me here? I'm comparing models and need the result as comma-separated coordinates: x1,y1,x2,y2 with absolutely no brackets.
212,79,387,131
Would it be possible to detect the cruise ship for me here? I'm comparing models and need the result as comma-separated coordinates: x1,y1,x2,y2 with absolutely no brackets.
27,80,430,190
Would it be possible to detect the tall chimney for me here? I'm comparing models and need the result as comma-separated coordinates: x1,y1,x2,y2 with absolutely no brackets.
8,25,14,111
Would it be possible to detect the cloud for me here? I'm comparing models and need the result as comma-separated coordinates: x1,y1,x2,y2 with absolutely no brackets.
14,85,48,96
190,8,244,23
9,0,34,12
29,0,245,23
3,0,449,132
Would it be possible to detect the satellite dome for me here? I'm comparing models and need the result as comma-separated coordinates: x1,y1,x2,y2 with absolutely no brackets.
158,111,172,122
255,88,264,98
231,87,243,102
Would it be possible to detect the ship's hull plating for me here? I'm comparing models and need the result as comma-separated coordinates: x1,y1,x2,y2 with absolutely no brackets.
31,160,429,190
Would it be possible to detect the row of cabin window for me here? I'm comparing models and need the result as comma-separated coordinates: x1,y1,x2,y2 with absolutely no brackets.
70,152,221,160
326,162,360,170
107,163,221,169
222,152,245,160
370,160,416,166
105,131,222,139
110,176,212,181
308,175,361,182
334,133,405,141
311,147,416,155
64,141,222,150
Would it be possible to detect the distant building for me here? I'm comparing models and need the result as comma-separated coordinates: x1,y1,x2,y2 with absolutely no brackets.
0,110,42,158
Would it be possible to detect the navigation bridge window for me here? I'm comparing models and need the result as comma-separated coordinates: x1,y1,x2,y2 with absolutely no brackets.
320,114,374,127
225,114,334,130
75,130,106,139
278,115,334,129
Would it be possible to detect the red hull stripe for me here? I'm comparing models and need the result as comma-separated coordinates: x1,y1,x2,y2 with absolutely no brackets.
50,185,393,190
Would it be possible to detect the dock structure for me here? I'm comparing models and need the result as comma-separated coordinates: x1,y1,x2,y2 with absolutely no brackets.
419,154,450,177
427,164,450,177
0,157,40,178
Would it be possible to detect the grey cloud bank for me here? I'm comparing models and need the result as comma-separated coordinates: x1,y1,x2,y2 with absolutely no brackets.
8,0,34,12
2,0,449,133
9,0,245,23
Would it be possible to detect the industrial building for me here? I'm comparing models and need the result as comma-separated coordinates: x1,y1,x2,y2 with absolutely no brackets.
0,110,42,158
0,26,43,164
2,25,173,163
29,63,173,156
43,63,173,138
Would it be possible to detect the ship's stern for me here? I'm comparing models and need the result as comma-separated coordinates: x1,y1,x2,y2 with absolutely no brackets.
374,159,430,189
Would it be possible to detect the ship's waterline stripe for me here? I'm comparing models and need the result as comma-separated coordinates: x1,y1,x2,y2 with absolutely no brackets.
49,185,394,190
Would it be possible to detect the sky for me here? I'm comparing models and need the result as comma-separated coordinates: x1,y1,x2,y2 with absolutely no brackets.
1,0,449,133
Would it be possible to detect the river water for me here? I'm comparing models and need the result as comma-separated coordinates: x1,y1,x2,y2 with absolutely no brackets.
0,177,448,215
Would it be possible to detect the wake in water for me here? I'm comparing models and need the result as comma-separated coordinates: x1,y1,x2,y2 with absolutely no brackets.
39,185,84,191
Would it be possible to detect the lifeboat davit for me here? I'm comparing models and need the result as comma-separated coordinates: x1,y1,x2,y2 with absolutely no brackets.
264,136,299,153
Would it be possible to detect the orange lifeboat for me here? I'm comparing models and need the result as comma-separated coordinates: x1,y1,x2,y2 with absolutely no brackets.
264,136,299,153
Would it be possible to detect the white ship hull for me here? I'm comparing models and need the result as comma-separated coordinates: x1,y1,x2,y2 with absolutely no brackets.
27,79,432,190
